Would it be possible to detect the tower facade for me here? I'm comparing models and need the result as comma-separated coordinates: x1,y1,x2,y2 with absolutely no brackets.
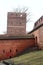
7,12,26,36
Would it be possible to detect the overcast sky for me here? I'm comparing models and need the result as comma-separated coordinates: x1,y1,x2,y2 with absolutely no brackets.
0,0,43,34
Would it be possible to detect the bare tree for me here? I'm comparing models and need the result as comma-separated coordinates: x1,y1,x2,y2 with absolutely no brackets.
13,7,31,23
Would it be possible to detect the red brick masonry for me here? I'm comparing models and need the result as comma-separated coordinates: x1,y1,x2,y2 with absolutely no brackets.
0,36,35,60
7,12,26,35
28,16,43,50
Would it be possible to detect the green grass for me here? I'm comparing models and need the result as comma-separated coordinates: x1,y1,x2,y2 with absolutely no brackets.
10,50,43,65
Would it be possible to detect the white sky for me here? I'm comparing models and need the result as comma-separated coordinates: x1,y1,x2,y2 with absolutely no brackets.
0,0,43,34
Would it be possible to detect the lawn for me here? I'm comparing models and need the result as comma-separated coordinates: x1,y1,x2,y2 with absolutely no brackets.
10,50,43,65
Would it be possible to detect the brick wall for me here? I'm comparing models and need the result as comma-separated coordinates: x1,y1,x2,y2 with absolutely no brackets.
0,38,35,60
32,26,43,49
32,30,39,43
29,16,43,49
38,26,43,49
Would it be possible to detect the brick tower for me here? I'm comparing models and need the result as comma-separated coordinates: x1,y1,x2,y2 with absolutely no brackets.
7,12,26,36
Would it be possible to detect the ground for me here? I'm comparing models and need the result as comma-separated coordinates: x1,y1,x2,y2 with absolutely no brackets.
1,50,43,65
9,50,43,65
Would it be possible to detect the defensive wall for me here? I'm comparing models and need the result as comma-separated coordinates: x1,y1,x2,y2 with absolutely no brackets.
28,16,43,49
0,35,35,60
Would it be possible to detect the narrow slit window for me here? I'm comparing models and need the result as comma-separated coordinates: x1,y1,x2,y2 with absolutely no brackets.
10,49,12,52
10,56,12,58
3,50,5,53
16,49,18,52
